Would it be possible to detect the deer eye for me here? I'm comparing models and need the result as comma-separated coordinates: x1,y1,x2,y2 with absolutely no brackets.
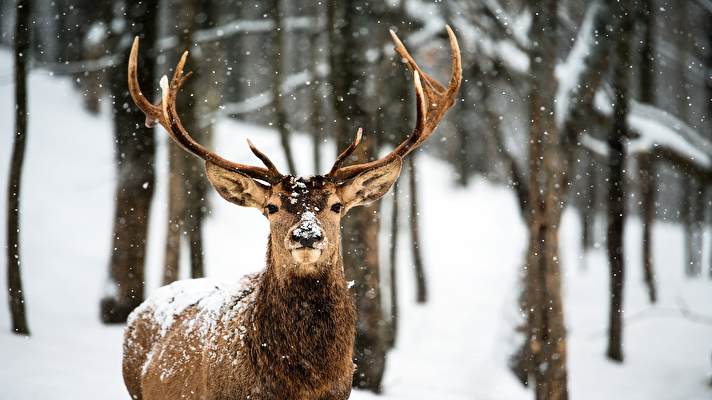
266,204,279,214
330,203,343,213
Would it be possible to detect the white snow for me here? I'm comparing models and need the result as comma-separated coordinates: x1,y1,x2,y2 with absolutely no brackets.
555,1,601,127
0,50,711,400
591,90,712,167
129,278,232,336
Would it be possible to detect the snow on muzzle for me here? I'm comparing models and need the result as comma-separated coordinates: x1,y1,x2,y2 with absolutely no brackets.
288,211,326,249
286,211,326,264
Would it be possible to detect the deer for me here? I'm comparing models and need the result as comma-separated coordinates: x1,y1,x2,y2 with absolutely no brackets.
122,26,461,400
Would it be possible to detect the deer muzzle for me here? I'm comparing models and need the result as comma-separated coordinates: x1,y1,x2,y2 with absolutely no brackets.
287,211,326,264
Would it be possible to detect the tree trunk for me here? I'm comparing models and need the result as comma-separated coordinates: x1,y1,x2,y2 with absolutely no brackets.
581,150,597,254
163,0,209,282
271,0,297,175
328,0,386,392
637,0,657,301
407,156,427,303
606,0,632,362
6,0,32,335
310,4,324,176
455,99,470,186
101,0,159,324
638,153,657,303
638,0,655,104
674,1,697,279
163,142,184,285
688,180,704,277
387,179,399,348
682,177,703,277
707,13,712,279
523,1,569,398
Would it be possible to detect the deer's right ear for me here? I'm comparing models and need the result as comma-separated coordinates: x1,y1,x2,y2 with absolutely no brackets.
205,162,270,209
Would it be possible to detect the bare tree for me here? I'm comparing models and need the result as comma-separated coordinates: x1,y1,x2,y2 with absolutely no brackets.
637,0,657,302
407,156,427,303
6,0,32,335
163,138,184,284
522,0,568,397
606,0,633,362
270,0,297,175
387,179,400,348
310,3,325,175
707,10,712,279
580,150,597,255
163,0,215,283
328,1,386,390
101,0,159,323
638,153,657,303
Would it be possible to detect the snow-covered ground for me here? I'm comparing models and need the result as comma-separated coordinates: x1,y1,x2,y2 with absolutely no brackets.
1,51,711,399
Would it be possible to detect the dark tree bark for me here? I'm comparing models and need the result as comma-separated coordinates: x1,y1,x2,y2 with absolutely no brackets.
707,12,712,279
310,3,324,176
638,0,655,104
328,0,387,392
454,94,471,186
522,1,569,398
6,0,32,336
686,179,704,277
407,156,427,303
638,153,657,303
637,0,657,302
580,150,597,254
673,1,697,279
387,179,399,348
101,0,159,324
270,0,297,175
606,0,632,362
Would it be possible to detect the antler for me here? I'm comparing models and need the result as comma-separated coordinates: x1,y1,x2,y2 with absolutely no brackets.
328,26,462,182
128,37,284,184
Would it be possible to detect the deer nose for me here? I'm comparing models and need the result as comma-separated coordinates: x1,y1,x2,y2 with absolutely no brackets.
290,211,324,248
292,230,323,247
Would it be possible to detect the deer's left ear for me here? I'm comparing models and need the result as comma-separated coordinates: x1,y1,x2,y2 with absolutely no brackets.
338,156,402,211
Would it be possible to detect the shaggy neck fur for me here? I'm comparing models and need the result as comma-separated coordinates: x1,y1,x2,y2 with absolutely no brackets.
245,237,356,394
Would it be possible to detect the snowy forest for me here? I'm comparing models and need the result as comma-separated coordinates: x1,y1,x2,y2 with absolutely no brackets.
1,0,712,399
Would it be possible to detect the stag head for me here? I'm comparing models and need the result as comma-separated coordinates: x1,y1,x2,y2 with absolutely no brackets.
128,27,461,275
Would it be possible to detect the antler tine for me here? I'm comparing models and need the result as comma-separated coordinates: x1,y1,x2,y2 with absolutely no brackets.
128,37,163,128
247,138,281,176
329,128,363,175
328,27,462,182
130,36,283,184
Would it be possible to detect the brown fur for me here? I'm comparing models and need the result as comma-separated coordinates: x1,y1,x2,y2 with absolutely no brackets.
122,159,401,400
